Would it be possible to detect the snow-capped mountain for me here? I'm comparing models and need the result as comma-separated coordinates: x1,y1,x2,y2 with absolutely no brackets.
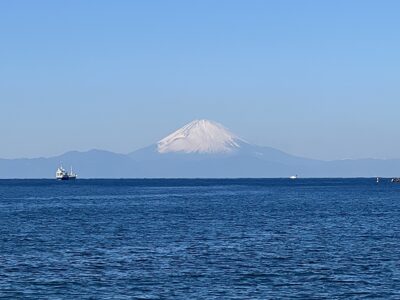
157,119,244,154
2,119,400,178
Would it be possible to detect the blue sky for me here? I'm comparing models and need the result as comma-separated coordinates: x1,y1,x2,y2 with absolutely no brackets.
1,0,399,160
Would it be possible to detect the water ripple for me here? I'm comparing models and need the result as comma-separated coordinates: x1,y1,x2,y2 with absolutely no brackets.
0,179,400,299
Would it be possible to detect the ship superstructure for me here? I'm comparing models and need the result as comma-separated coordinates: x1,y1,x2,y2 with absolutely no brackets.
56,166,77,180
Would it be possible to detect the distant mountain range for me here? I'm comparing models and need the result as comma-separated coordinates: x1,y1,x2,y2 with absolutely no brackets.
1,119,400,178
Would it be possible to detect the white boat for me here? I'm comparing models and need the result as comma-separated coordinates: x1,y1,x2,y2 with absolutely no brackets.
56,166,77,180
289,175,298,180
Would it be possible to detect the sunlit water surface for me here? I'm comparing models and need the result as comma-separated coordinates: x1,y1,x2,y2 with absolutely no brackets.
1,179,400,299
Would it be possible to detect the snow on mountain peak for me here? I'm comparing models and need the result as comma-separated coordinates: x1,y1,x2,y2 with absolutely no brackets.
157,119,243,154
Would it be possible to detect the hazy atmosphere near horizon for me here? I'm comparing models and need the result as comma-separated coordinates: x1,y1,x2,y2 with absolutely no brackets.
1,0,400,161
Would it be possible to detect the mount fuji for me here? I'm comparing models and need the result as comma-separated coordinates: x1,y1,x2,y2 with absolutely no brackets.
127,119,315,177
157,120,243,154
1,119,400,178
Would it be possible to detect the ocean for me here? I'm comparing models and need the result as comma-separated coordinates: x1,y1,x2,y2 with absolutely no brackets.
1,179,400,299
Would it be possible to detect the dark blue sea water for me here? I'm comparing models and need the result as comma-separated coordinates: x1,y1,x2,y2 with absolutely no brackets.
1,179,400,299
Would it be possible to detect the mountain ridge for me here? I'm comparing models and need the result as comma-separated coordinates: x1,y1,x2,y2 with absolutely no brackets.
1,119,399,178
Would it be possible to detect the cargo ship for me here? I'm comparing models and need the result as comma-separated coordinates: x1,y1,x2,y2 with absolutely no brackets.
56,166,77,180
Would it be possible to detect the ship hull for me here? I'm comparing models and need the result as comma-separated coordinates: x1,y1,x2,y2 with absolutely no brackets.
57,176,76,180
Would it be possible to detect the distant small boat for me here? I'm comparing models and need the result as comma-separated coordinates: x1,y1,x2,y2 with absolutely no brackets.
391,178,400,183
56,166,77,180
376,177,380,183
289,175,298,180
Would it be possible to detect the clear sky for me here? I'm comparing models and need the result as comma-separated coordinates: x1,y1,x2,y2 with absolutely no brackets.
1,0,399,160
